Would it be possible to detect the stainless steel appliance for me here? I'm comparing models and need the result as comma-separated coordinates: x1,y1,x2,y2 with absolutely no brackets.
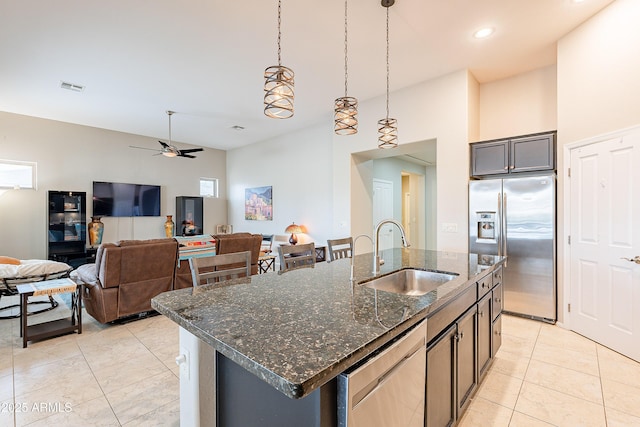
469,175,556,322
337,320,427,427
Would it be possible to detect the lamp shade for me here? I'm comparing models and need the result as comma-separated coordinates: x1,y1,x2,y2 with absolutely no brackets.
285,223,304,234
285,222,305,245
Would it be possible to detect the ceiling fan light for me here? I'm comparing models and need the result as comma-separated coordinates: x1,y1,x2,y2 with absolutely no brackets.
264,65,295,119
378,117,398,149
334,96,358,135
162,151,177,158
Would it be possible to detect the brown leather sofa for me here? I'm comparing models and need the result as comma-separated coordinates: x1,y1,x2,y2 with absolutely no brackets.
174,232,263,289
72,238,179,323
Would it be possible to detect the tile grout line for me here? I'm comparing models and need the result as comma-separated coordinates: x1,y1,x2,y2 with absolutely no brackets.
507,321,539,427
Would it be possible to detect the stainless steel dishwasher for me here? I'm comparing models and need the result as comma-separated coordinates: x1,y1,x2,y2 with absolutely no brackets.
337,319,427,427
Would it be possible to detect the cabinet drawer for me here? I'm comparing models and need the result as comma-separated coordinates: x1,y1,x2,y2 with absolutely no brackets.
492,266,502,287
477,273,492,299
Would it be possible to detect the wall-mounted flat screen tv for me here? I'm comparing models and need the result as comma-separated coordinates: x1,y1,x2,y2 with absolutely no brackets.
92,181,161,217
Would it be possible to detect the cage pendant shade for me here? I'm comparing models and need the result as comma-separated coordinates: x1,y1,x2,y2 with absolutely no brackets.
334,0,358,135
377,1,398,149
378,118,398,149
264,0,294,119
334,96,358,135
264,65,295,119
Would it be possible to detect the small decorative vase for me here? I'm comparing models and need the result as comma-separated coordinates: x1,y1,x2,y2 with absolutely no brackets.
165,215,175,238
88,216,104,247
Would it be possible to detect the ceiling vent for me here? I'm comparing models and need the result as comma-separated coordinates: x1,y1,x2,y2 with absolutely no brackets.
60,81,85,92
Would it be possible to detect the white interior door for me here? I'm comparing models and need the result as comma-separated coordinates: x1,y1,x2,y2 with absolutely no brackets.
373,179,394,250
569,133,640,362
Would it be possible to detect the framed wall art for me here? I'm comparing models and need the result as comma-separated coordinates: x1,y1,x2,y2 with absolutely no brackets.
245,186,272,221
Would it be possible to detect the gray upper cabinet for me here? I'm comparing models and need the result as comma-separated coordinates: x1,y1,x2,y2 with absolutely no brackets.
470,131,556,177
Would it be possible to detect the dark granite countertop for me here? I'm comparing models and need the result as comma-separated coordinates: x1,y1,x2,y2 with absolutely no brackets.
152,248,504,399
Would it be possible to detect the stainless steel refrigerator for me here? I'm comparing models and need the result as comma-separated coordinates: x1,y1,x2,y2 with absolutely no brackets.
469,175,556,322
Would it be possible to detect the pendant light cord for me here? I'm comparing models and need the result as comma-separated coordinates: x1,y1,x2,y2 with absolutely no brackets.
344,0,349,97
277,0,282,66
385,6,390,119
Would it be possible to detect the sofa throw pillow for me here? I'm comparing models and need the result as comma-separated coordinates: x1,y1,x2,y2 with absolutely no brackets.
0,256,20,265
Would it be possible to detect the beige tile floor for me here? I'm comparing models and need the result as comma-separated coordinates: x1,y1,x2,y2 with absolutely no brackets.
458,315,640,427
1,297,640,426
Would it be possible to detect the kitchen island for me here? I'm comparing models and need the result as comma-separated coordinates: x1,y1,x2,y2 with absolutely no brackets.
152,248,504,427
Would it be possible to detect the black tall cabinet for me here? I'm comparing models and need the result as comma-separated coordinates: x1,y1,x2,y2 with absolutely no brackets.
48,190,87,267
176,196,204,236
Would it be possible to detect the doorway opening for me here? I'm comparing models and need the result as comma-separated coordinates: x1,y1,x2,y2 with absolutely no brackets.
351,139,437,250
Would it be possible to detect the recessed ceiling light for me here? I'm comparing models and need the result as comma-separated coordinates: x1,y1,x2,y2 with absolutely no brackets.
231,125,245,131
473,27,494,39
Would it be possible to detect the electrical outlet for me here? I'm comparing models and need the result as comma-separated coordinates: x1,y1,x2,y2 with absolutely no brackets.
441,223,458,233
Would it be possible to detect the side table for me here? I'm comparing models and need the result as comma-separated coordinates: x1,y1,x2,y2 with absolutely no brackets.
17,278,82,348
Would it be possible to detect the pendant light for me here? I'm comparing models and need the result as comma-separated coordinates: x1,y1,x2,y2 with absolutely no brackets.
264,0,294,119
378,0,398,149
334,0,358,135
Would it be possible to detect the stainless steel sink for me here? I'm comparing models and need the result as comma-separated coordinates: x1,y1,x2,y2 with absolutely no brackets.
362,269,458,296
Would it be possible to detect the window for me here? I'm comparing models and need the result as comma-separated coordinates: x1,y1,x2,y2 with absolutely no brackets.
200,178,219,198
0,159,37,189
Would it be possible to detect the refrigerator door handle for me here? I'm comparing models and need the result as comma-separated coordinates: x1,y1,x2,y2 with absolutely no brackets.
497,193,502,257
503,192,508,267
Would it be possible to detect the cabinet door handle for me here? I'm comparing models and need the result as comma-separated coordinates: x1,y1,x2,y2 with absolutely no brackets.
480,311,484,317
495,330,501,336
495,298,501,303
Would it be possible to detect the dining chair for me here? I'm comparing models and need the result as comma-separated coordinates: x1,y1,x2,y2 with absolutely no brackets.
326,237,353,262
277,243,316,272
260,234,274,255
189,251,251,286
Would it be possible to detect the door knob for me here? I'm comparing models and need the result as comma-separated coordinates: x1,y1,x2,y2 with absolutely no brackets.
621,256,640,264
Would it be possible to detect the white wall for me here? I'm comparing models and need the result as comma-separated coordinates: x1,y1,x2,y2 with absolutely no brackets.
0,111,227,259
226,121,333,246
556,0,640,324
558,0,640,144
478,65,558,141
338,70,477,253
227,70,476,254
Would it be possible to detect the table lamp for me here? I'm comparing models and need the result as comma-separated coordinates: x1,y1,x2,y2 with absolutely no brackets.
285,222,305,245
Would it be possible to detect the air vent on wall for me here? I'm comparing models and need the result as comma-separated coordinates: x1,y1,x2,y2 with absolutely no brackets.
60,81,85,92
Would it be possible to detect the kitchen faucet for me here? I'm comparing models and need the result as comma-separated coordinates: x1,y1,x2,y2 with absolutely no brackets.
373,219,410,275
350,234,374,281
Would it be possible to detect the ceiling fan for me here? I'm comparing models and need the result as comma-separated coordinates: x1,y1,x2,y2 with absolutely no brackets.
130,111,203,159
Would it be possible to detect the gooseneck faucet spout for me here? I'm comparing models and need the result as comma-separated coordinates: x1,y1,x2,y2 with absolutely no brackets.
350,234,374,281
373,219,410,275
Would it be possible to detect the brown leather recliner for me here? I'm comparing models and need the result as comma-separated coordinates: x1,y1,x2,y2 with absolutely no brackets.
174,233,262,289
72,238,179,323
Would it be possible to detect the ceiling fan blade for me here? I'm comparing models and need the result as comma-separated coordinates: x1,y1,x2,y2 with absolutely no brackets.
178,153,197,159
130,145,161,152
158,140,170,149
179,148,204,154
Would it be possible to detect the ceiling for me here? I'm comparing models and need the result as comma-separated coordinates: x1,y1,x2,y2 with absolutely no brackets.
0,0,614,151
